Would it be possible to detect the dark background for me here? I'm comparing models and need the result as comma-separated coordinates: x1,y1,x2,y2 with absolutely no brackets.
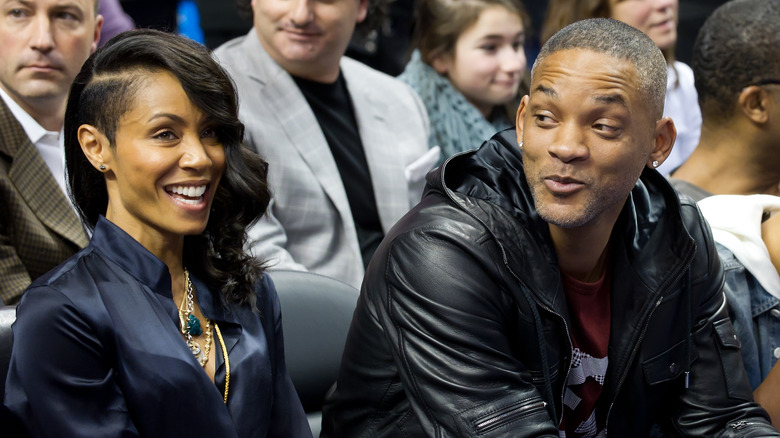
121,0,730,75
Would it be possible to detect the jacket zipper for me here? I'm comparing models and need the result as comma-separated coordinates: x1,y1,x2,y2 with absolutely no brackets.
511,274,574,426
474,400,548,433
603,244,696,431
533,298,573,427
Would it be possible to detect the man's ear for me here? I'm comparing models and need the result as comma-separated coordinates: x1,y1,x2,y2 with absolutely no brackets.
738,85,770,124
356,0,369,23
516,95,528,147
647,116,676,168
91,15,104,54
78,124,112,172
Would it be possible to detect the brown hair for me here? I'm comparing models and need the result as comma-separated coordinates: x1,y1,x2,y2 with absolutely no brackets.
413,0,529,64
412,0,530,120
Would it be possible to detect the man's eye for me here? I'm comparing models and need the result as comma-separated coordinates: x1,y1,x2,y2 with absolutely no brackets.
9,8,29,18
535,114,555,124
593,123,621,137
55,12,78,21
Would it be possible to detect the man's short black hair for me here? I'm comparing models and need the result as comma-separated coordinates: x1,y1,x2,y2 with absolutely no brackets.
692,0,780,122
533,18,668,121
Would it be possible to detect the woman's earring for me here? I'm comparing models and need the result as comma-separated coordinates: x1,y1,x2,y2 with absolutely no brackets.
652,160,659,168
99,164,106,171
519,141,524,150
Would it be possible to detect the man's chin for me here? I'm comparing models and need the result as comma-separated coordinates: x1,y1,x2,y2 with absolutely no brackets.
15,83,68,102
536,204,592,229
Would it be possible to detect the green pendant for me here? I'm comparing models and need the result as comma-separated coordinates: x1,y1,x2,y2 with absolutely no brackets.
187,314,203,336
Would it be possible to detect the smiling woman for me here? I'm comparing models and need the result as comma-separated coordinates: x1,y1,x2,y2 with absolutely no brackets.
3,29,311,437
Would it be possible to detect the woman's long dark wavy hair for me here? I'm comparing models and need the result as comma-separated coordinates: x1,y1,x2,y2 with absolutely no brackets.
64,29,271,306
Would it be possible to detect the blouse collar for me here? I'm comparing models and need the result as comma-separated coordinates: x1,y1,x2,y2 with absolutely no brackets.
88,216,239,324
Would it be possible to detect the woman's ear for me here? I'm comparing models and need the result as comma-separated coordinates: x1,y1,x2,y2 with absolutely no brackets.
78,124,111,172
430,53,451,75
647,116,677,169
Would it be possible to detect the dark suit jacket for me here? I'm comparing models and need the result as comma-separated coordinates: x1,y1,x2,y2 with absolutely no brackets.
0,98,88,304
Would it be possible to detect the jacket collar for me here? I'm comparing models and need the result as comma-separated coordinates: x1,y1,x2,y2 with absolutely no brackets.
0,98,88,249
430,129,697,307
89,216,239,324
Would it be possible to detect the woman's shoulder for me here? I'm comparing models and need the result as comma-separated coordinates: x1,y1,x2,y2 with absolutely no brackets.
251,272,281,317
24,246,102,302
668,61,696,92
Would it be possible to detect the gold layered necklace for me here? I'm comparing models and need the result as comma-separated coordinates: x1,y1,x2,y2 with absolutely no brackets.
179,269,212,367
179,269,230,403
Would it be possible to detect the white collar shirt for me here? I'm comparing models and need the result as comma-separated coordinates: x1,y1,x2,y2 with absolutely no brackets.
0,86,67,196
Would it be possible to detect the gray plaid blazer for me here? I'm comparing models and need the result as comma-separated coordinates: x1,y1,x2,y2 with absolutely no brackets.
215,31,431,289
0,98,89,304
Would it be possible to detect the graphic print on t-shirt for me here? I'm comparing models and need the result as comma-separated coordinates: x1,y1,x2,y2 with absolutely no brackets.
559,267,611,438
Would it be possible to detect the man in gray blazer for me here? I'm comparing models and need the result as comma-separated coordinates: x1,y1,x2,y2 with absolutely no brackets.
0,0,101,304
214,0,435,289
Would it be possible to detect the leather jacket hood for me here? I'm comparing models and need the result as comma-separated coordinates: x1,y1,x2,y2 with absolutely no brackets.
322,130,775,437
429,129,697,302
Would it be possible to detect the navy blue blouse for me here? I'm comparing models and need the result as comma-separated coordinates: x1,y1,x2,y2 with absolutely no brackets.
4,217,310,437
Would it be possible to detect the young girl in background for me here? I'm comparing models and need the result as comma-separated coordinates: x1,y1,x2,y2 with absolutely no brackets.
400,0,529,164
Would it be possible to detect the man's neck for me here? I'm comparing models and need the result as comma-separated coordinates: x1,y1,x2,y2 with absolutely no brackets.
551,223,613,283
0,84,65,132
672,124,780,196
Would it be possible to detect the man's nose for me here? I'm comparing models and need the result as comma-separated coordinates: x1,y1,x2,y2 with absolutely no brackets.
548,125,589,163
30,16,55,53
290,0,314,27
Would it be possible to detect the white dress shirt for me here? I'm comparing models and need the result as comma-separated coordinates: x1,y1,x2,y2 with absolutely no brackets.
0,86,67,196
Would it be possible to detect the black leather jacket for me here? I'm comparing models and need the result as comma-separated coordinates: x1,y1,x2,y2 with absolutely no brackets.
322,130,777,437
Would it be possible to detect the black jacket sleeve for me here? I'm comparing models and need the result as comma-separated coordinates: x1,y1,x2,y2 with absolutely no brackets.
370,223,559,437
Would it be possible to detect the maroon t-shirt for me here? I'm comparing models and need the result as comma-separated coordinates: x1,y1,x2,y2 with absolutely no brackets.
559,268,611,438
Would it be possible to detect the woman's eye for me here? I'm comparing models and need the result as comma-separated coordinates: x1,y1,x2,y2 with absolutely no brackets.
201,128,218,138
153,130,176,140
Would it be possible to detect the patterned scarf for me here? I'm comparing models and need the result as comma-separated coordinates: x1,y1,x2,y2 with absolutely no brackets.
399,50,512,164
